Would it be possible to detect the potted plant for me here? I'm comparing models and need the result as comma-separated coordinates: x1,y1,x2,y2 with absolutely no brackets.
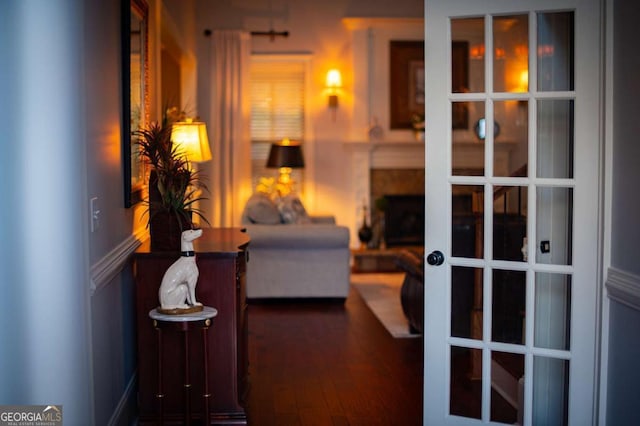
134,110,209,251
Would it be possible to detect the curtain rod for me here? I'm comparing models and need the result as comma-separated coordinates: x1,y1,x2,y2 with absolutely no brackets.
250,30,289,40
204,29,289,41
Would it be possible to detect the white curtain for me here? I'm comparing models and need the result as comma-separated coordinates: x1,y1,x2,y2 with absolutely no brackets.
202,30,252,227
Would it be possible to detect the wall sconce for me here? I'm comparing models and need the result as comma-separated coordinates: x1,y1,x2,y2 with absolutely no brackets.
171,118,212,163
325,69,342,120
266,138,305,195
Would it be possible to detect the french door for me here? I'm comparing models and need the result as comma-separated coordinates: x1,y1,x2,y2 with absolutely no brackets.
424,1,602,424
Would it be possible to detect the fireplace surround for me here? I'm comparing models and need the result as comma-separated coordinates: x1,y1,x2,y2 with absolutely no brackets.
370,169,424,248
346,139,425,249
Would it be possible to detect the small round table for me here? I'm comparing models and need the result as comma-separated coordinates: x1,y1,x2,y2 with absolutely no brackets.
149,306,218,425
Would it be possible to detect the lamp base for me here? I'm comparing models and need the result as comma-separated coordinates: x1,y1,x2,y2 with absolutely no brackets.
276,169,295,196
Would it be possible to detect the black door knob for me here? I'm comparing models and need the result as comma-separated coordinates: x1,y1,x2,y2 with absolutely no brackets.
426,250,445,266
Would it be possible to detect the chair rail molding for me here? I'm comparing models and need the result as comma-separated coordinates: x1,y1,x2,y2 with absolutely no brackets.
90,230,147,296
606,266,640,311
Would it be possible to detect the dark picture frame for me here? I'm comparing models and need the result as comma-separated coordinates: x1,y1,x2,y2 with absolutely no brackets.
389,40,424,129
121,0,149,207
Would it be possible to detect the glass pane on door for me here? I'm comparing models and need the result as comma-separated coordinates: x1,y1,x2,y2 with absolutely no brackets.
534,272,571,351
536,187,573,265
532,356,569,425
491,351,525,424
493,15,529,93
492,269,526,345
451,266,483,340
493,186,527,262
452,17,485,93
537,99,574,179
494,100,528,177
450,346,482,419
453,102,485,176
538,12,574,92
452,185,484,258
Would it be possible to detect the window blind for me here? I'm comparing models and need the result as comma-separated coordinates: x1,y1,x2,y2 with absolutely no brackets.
250,58,306,190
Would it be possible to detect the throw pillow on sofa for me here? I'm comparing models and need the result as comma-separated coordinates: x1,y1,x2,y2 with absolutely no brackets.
277,194,312,224
244,193,282,224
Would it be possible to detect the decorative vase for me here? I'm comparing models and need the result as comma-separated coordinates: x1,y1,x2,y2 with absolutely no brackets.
358,208,373,248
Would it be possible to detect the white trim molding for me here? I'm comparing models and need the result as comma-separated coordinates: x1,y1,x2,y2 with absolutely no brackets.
90,230,146,296
606,267,640,311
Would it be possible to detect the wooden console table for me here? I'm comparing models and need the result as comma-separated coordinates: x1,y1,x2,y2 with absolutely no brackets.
134,228,250,425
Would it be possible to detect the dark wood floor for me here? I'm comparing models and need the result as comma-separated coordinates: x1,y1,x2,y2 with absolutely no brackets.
245,287,424,426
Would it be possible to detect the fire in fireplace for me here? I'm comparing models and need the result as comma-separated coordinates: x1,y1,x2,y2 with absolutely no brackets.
384,194,425,247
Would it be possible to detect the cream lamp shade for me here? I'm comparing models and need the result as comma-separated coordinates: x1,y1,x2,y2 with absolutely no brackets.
171,119,212,162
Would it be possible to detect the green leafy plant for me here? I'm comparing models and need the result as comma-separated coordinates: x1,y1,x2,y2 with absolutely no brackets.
134,111,209,230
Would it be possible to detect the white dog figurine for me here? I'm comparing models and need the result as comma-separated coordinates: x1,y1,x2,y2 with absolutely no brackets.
158,229,204,313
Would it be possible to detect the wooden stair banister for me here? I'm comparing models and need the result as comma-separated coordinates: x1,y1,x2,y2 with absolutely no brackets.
468,163,527,380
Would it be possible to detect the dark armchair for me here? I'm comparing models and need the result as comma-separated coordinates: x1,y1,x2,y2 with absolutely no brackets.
394,249,424,334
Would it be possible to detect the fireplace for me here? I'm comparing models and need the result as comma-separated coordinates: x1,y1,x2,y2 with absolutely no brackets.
347,141,425,250
368,168,425,248
384,194,425,247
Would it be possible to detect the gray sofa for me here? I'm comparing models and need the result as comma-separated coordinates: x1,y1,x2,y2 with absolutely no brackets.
241,193,351,300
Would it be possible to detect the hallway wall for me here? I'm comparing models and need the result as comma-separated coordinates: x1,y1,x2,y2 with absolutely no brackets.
0,0,93,421
606,0,640,423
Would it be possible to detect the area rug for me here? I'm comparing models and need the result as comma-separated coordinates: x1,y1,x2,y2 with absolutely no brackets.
351,273,420,338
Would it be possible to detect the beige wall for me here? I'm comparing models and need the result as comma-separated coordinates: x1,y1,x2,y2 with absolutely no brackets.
189,0,423,244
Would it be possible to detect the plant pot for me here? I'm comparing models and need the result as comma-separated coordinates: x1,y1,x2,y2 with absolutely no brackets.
149,210,187,252
148,170,192,251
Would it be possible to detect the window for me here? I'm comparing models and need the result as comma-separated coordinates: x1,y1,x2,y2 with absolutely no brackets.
250,56,307,192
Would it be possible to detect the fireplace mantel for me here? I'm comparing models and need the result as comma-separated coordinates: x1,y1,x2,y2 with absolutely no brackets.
344,140,424,169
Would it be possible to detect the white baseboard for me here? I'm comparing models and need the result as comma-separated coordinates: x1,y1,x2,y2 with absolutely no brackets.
606,267,640,311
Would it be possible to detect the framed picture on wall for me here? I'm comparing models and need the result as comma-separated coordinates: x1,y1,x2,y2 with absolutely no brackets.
389,40,424,129
389,40,470,131
122,0,149,207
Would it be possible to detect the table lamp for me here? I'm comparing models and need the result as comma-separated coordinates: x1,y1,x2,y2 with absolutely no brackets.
171,118,212,162
266,138,304,195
